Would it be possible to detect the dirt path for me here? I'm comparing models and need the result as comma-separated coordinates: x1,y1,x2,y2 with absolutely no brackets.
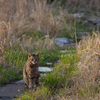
0,67,52,100
0,43,77,100
0,80,24,100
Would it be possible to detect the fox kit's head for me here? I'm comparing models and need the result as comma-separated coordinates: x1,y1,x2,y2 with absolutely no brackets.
28,52,39,66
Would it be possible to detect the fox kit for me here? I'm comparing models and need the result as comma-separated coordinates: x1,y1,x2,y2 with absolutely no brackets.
23,52,40,88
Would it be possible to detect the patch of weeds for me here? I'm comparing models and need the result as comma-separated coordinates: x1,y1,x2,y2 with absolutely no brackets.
91,11,98,16
75,21,92,33
41,67,66,90
53,0,66,6
61,49,79,75
1,45,61,84
67,79,74,88
77,81,100,98
22,30,43,40
5,47,27,70
0,47,27,85
59,27,76,40
16,86,51,100
17,48,80,99
37,48,60,66
26,30,43,39
41,49,79,90
5,47,60,68
0,66,22,86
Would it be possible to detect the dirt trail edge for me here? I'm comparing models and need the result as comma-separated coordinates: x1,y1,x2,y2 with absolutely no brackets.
0,80,24,100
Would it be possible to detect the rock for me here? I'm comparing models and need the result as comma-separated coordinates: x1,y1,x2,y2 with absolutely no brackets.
60,50,69,53
0,82,24,98
46,62,52,66
86,16,100,25
69,39,74,42
82,20,94,28
38,67,52,73
88,19,100,25
70,13,85,19
60,50,75,53
55,38,70,43
97,22,100,27
54,37,74,47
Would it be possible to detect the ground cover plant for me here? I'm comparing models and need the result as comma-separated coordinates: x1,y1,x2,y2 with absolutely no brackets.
0,0,77,85
16,32,100,100
16,49,79,100
0,43,61,85
0,0,100,100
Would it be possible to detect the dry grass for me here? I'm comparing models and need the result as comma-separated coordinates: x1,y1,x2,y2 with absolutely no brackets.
60,0,100,13
70,31,100,98
1,0,99,55
42,31,100,100
77,31,100,81
0,0,70,55
44,32,100,99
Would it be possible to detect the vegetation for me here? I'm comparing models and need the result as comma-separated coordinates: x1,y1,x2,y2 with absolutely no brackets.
0,0,100,100
17,49,79,100
16,32,100,100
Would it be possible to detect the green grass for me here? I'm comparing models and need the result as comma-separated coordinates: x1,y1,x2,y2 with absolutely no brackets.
0,45,60,85
17,49,79,99
16,86,51,100
59,27,76,40
0,66,22,86
59,20,93,41
38,48,60,66
0,47,26,86
41,49,79,89
25,31,43,39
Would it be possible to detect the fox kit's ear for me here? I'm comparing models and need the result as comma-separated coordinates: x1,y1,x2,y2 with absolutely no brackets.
36,52,39,56
28,53,31,58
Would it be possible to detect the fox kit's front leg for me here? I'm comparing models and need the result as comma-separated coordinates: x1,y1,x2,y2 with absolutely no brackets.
28,74,37,88
36,72,40,85
28,78,33,88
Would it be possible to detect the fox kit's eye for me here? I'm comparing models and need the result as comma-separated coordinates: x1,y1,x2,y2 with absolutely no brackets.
32,58,34,61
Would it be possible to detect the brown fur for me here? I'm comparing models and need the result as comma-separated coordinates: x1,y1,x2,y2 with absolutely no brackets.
23,52,40,88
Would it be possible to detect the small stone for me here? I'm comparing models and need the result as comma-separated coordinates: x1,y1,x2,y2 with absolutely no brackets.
38,67,52,73
54,37,74,47
60,50,69,53
70,13,85,19
46,62,52,66
88,19,100,25
60,50,75,53
55,38,70,43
